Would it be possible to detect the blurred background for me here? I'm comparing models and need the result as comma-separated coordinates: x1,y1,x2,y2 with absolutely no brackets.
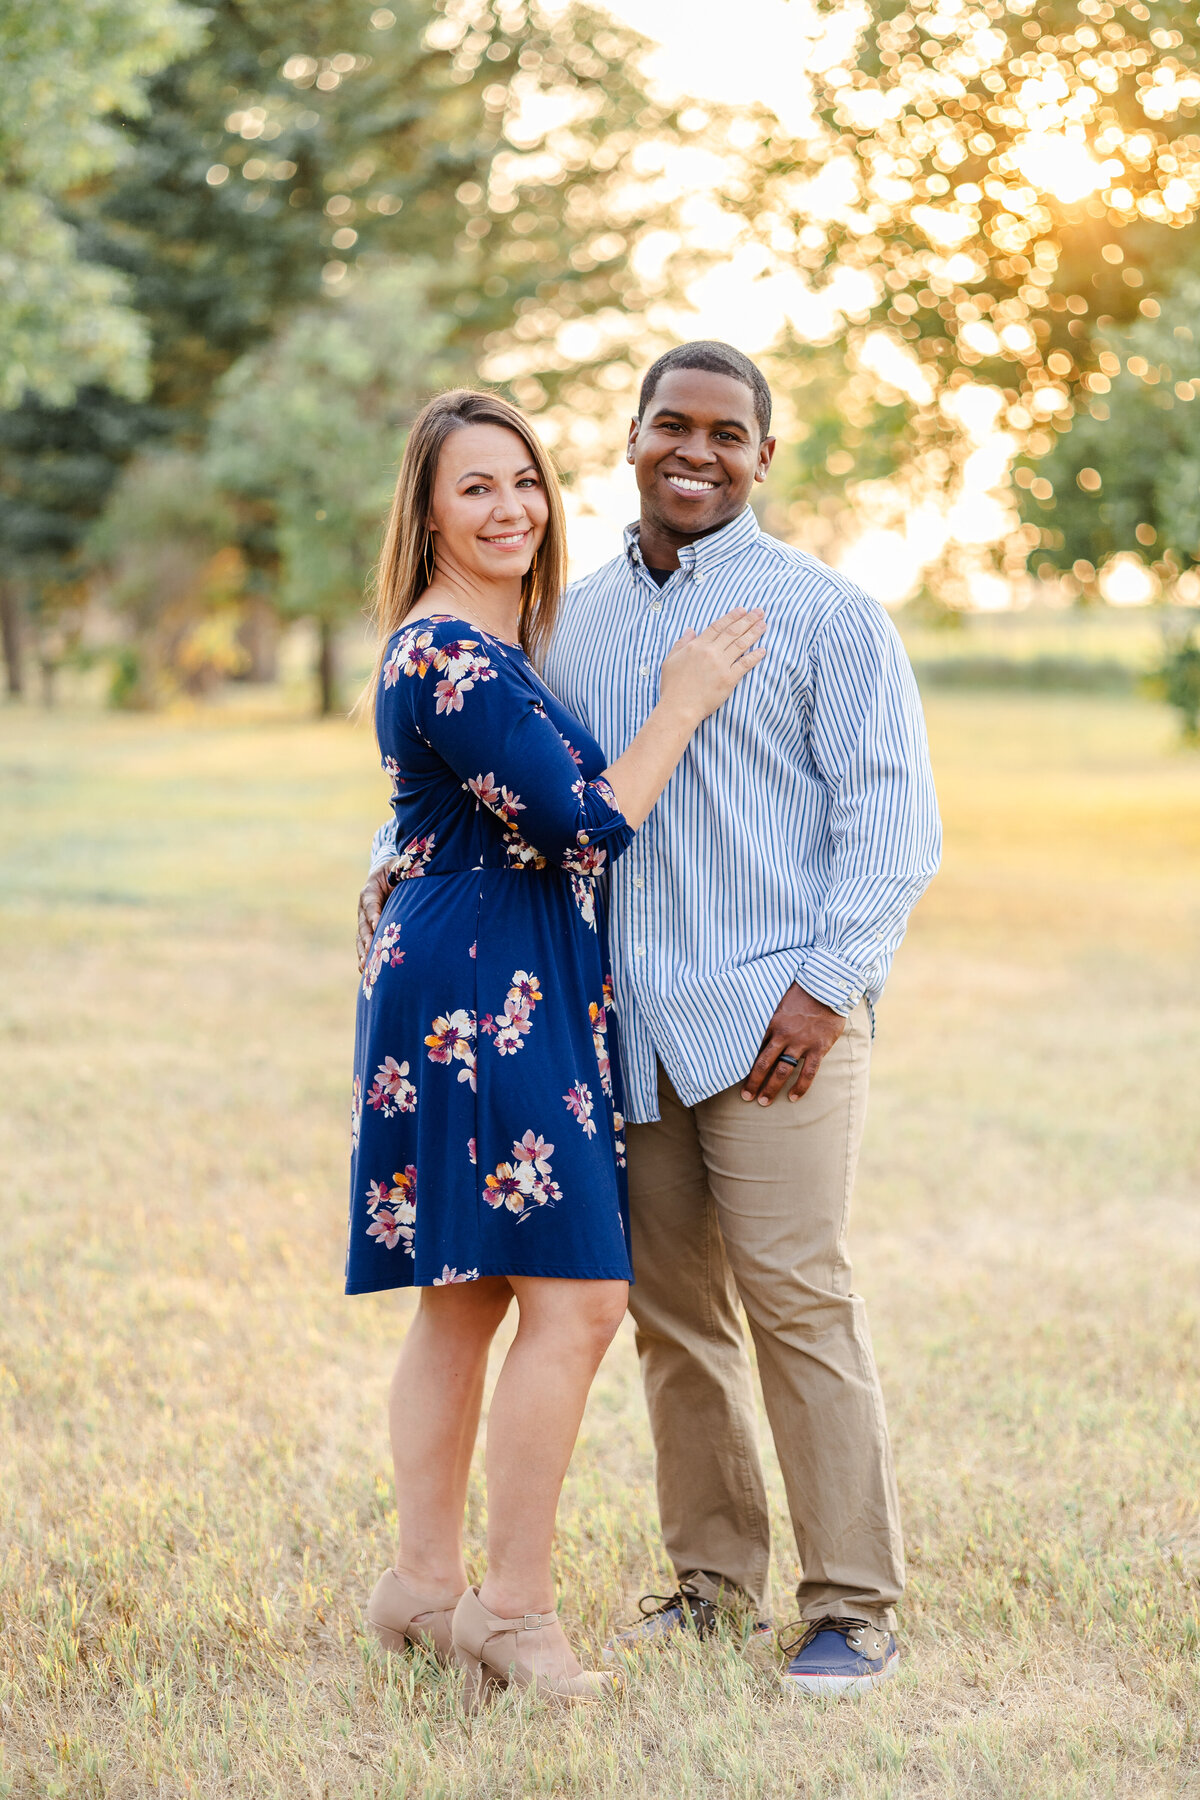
3,6,1199,1796
3,0,1200,726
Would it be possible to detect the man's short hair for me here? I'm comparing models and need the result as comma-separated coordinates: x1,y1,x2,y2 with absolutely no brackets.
638,341,772,439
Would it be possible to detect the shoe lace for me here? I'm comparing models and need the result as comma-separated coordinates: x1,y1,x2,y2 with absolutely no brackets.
777,1614,873,1658
635,1581,715,1627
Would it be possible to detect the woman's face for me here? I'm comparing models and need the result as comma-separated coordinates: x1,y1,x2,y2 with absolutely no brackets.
428,423,549,585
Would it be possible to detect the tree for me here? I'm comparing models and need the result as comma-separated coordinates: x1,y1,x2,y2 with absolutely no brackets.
1150,626,1200,741
87,452,246,706
205,266,452,714
712,0,1200,593
1014,270,1200,591
0,390,149,701
0,0,199,694
0,0,202,410
83,0,679,432
2,0,680,698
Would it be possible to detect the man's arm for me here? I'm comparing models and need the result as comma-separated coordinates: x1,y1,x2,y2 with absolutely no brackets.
742,595,941,1106
356,818,399,973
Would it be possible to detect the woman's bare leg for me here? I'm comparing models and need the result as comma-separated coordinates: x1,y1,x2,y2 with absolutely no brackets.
388,1277,512,1599
478,1276,628,1617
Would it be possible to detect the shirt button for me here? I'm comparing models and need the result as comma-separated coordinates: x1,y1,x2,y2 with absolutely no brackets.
639,664,649,678
649,600,661,612
635,945,646,958
633,876,644,889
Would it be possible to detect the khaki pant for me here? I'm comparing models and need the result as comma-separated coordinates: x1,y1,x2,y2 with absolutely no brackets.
624,1004,904,1631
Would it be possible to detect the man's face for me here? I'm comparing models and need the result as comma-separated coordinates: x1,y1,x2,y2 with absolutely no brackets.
626,368,776,541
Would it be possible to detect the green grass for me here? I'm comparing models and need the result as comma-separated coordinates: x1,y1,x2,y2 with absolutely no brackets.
1,691,1199,1798
898,601,1187,695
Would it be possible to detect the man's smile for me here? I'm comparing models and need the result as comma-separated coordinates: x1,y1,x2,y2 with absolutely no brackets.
663,473,720,495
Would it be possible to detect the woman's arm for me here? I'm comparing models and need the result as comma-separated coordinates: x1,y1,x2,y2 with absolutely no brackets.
396,611,762,867
599,608,765,828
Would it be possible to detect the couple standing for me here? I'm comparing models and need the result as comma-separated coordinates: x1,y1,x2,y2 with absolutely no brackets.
347,341,941,1704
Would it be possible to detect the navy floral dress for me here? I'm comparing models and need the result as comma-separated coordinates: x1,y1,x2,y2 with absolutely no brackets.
346,614,636,1294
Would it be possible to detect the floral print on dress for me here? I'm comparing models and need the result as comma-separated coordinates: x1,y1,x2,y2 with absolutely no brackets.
565,843,609,929
389,832,435,880
467,772,526,830
363,922,404,998
590,1000,613,1099
564,1080,597,1138
569,877,595,929
563,842,609,878
367,1056,417,1118
347,614,636,1294
366,1164,417,1253
481,970,543,1058
351,1075,363,1152
383,622,500,702
505,833,548,872
483,1131,562,1216
425,1009,477,1091
433,638,497,714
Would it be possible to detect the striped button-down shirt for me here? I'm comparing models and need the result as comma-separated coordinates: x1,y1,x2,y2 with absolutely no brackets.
372,506,941,1123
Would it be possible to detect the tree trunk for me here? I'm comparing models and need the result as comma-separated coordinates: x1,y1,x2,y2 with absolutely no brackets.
39,656,57,708
0,583,24,698
316,616,337,716
236,597,280,683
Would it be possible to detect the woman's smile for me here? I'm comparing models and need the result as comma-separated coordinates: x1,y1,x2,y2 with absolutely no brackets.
479,527,533,550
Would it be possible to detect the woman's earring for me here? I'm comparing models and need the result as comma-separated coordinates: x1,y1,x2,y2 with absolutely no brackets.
423,537,436,585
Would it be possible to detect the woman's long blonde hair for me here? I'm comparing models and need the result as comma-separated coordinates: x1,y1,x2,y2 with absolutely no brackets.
362,389,568,718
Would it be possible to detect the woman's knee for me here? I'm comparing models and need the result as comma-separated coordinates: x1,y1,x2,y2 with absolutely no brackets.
418,1277,511,1340
516,1278,628,1358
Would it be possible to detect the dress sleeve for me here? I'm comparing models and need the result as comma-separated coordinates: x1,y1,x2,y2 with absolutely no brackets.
386,620,635,870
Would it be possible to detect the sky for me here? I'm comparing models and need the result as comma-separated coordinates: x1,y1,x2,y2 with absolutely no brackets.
600,0,827,133
562,0,836,571
561,0,1047,609
558,0,954,591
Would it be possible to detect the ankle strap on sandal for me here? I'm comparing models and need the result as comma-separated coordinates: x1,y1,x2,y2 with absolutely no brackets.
464,1588,559,1634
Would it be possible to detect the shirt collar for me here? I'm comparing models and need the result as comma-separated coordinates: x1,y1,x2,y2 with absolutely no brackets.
622,504,762,581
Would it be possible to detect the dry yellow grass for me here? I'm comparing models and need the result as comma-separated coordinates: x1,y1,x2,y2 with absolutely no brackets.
1,691,1198,1799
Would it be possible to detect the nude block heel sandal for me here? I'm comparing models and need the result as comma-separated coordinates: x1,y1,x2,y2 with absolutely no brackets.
451,1586,620,1709
365,1569,461,1663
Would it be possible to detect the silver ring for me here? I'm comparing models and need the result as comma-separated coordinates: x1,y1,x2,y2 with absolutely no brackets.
778,1053,799,1067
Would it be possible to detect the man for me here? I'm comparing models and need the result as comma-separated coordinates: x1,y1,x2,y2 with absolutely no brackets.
359,342,941,1696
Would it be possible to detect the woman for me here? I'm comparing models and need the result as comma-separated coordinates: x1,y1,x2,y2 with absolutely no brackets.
348,389,764,1703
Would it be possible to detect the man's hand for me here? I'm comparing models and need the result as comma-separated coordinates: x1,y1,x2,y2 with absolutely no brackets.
356,864,395,972
741,983,847,1107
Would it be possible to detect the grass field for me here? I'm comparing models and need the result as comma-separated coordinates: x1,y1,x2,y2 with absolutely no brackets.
1,690,1198,1799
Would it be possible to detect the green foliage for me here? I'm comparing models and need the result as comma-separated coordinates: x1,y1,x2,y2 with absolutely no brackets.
88,451,246,705
205,265,453,710
1147,623,1200,741
207,267,445,610
1016,273,1200,579
0,0,203,407
1,0,677,703
0,387,152,697
726,0,1200,504
81,0,676,433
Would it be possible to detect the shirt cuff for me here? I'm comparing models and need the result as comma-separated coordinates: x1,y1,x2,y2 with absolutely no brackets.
368,823,397,874
793,946,869,1017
